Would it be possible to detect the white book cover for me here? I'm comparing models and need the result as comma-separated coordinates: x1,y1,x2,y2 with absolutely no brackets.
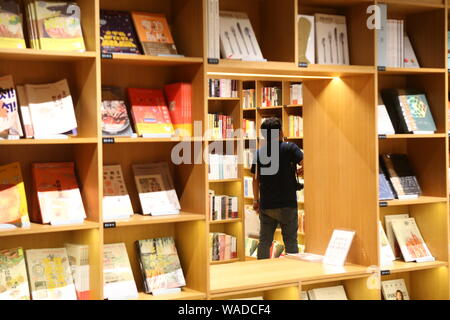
103,165,134,221
219,12,243,60
25,79,78,136
403,35,420,68
382,279,410,300
385,214,410,259
377,3,387,67
323,229,355,266
379,221,395,267
308,285,347,300
16,85,34,138
315,14,349,65
390,217,434,262
244,176,254,198
244,204,260,238
103,243,138,300
0,75,23,138
64,243,89,299
377,94,395,134
298,15,315,65
25,247,77,300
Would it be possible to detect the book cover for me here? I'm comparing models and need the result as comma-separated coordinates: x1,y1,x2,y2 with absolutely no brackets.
315,13,349,65
298,15,315,65
403,35,420,68
308,285,347,300
32,162,86,224
128,88,174,137
25,79,78,137
103,243,138,300
385,214,409,259
131,12,177,56
379,221,395,267
323,229,355,266
378,164,395,201
16,85,34,138
377,94,395,135
0,162,30,228
64,243,89,300
381,154,421,199
33,1,85,51
391,217,434,262
0,247,30,300
397,91,436,134
164,83,192,137
0,0,26,49
136,237,186,294
381,279,410,300
103,164,134,220
25,247,77,300
100,10,140,54
0,74,24,138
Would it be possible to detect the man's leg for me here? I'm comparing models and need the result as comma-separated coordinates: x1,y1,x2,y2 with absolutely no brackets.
257,209,279,259
279,207,299,254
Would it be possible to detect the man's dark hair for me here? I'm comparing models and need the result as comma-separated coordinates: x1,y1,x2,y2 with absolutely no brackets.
261,117,282,141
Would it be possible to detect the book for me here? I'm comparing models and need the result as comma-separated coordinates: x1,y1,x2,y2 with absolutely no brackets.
391,217,434,262
132,162,181,216
308,285,347,300
377,94,395,135
164,83,193,137
208,79,239,98
103,164,134,221
381,279,410,300
379,221,395,267
0,0,26,49
128,87,174,137
323,229,355,266
64,243,89,300
385,214,409,259
298,15,315,65
25,247,77,300
136,237,186,295
208,154,238,180
403,35,419,68
207,0,220,60
245,237,259,257
244,176,254,198
315,13,349,65
16,85,34,138
0,162,30,228
244,205,260,238
210,233,237,261
25,79,78,137
378,164,395,201
32,1,85,51
377,3,387,67
0,247,30,300
103,243,138,300
131,12,178,56
381,154,421,200
100,10,141,54
101,86,133,137
32,162,86,225
0,74,24,138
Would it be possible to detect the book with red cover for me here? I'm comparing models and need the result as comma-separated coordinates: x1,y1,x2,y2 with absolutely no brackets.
31,162,86,224
128,88,174,137
164,83,192,137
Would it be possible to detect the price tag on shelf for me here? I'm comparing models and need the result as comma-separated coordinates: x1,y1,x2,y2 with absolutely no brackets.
379,201,388,207
101,53,113,59
298,62,308,68
377,66,386,72
378,134,387,139
103,137,115,144
381,270,391,276
207,58,219,65
103,222,116,229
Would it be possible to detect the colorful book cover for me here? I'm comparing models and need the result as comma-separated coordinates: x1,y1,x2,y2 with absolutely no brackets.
34,1,85,51
0,74,24,138
397,91,436,133
0,0,26,48
101,100,133,137
0,162,30,228
128,88,174,137
136,237,186,294
381,279,410,300
0,247,30,300
32,162,86,224
164,83,192,137
25,247,77,300
100,10,140,54
64,243,89,300
381,154,421,199
131,12,178,56
103,243,138,300
103,164,134,220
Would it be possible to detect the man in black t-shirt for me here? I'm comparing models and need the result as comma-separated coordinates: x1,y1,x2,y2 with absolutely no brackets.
251,117,304,259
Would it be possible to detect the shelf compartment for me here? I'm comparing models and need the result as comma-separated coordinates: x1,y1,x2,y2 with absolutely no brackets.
0,220,99,237
105,212,205,227
136,288,205,300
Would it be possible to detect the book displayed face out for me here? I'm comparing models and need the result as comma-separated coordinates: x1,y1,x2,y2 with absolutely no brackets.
323,229,355,266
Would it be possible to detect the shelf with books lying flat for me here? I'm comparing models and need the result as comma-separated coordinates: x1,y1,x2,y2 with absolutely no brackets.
0,221,100,237
209,218,242,225
105,212,205,227
0,138,99,145
136,288,206,301
379,197,448,207
0,48,97,62
100,54,203,66
382,260,449,274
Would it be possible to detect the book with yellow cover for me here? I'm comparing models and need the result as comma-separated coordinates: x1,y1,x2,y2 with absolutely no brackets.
0,0,26,49
0,162,30,228
0,247,30,300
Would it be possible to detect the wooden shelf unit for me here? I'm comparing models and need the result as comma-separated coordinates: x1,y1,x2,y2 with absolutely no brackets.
0,0,448,301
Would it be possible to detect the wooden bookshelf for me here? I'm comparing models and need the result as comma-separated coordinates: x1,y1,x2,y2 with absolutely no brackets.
0,0,449,301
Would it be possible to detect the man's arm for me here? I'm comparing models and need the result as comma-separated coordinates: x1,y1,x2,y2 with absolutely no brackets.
252,171,260,213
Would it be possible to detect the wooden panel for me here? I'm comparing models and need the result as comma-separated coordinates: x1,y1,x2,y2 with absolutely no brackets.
409,266,449,300
263,284,301,300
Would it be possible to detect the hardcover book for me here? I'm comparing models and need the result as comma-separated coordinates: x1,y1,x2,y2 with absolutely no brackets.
381,279,410,300
100,10,140,54
32,162,86,225
164,83,192,137
103,164,134,221
64,243,89,300
128,88,174,137
0,247,30,300
136,237,186,295
0,74,23,138
131,12,178,56
391,217,434,262
103,243,138,300
0,162,30,228
315,13,349,65
25,247,77,300
0,0,26,49
308,285,347,300
381,154,421,200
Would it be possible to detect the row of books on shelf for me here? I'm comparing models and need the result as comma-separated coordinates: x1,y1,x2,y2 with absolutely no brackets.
288,115,303,138
104,238,186,299
208,154,238,181
289,83,303,105
0,244,89,300
378,89,436,135
208,79,239,98
242,83,303,109
207,113,234,139
242,89,256,109
210,233,237,262
261,86,282,107
208,191,238,221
